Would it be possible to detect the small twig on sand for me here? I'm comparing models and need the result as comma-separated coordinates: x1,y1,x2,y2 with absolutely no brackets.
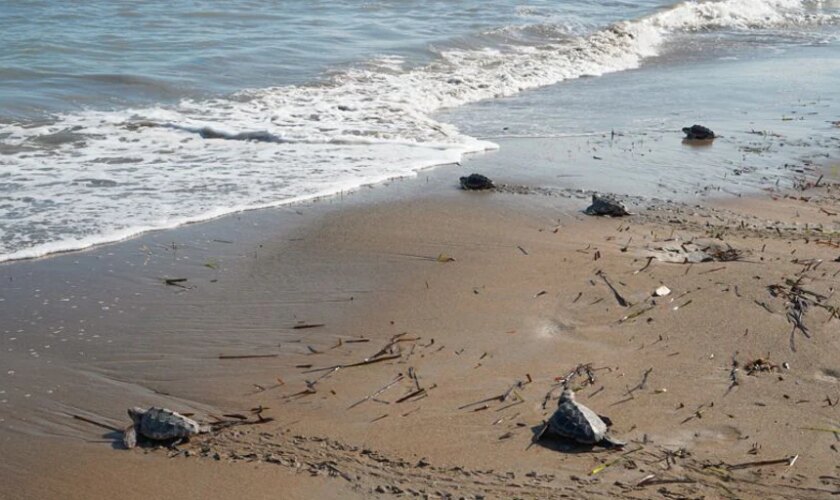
395,388,427,404
591,447,642,475
597,270,630,307
726,455,798,471
304,353,402,373
634,256,655,274
219,354,279,360
72,414,122,433
163,278,190,288
754,300,775,314
619,303,655,323
637,475,696,487
292,323,325,330
460,380,526,410
348,374,405,409
625,368,653,396
369,333,420,359
408,366,422,391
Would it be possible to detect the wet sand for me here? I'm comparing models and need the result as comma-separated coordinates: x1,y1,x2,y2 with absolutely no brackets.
2,131,840,498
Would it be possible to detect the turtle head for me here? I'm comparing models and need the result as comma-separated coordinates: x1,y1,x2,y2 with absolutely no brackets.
558,388,575,405
127,407,146,425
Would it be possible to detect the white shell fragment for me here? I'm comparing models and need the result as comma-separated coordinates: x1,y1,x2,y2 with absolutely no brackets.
654,286,671,297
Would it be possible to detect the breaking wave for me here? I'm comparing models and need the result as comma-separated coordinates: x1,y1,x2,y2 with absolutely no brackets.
0,0,836,262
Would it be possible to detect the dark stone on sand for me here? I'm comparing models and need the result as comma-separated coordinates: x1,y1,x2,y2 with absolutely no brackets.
682,124,715,140
584,194,629,217
459,173,494,190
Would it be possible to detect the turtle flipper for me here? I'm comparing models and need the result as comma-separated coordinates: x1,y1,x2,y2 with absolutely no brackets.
123,424,138,449
600,435,625,449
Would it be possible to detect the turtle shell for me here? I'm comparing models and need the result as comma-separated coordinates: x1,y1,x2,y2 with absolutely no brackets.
547,392,608,444
584,194,629,217
682,124,715,140
136,407,205,441
459,173,494,190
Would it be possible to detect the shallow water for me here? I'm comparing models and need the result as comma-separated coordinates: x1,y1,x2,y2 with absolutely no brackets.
0,0,838,262
448,43,840,199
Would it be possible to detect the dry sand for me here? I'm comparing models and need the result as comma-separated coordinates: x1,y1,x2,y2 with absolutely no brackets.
2,142,840,498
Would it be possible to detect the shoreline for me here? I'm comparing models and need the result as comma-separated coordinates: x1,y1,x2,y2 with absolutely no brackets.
0,146,488,265
3,129,840,497
6,38,840,267
3,122,831,266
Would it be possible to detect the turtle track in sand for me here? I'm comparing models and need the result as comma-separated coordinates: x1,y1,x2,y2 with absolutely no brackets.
155,426,835,499
185,427,588,499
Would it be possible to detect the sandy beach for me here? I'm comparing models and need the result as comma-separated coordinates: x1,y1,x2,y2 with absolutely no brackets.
4,0,840,497
2,126,840,498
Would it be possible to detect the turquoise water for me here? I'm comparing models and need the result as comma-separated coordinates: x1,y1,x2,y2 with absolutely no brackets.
0,0,838,261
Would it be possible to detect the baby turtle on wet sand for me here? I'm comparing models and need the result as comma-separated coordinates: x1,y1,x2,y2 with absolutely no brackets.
124,407,210,449
546,389,624,448
682,124,715,141
584,194,629,217
459,173,494,190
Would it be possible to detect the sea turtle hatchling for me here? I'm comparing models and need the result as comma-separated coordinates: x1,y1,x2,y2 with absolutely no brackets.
459,173,495,190
546,389,625,448
682,124,715,140
124,407,210,449
584,194,629,217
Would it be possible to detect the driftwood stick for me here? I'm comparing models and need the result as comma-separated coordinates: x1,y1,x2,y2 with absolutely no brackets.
343,353,402,368
754,300,775,314
395,388,426,404
163,278,189,288
496,399,525,412
283,388,317,400
369,334,420,359
597,270,630,307
625,367,653,396
727,455,798,470
218,354,279,360
72,414,122,433
348,375,405,409
461,379,525,410
620,303,655,323
635,256,655,274
459,394,504,410
637,475,696,487
408,367,421,391
303,353,402,373
502,381,525,402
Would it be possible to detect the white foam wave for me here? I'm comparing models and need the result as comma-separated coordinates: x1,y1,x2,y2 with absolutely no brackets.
0,0,833,262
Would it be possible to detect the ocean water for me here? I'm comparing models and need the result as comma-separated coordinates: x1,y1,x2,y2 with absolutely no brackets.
1,0,839,262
